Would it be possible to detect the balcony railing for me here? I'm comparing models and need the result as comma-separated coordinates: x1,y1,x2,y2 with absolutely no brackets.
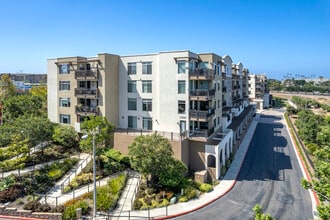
76,106,99,115
75,70,98,79
190,89,215,97
189,126,215,138
189,108,215,120
189,68,215,80
75,88,99,97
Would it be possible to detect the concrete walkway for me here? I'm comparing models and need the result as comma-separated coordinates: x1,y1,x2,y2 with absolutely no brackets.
38,153,92,205
111,171,141,219
98,115,259,220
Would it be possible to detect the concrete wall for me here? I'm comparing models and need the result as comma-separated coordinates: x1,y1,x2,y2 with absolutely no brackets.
113,132,189,166
99,53,120,126
188,140,206,172
47,59,58,123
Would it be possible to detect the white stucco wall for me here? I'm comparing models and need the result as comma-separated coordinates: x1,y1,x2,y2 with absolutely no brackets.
47,59,58,123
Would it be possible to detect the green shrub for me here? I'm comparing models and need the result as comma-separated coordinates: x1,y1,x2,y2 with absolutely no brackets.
199,183,213,193
133,198,143,210
225,159,231,169
63,200,89,220
221,166,227,176
178,196,188,202
184,187,197,200
159,198,169,207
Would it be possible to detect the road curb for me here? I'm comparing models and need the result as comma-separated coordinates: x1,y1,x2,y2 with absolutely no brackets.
283,113,319,218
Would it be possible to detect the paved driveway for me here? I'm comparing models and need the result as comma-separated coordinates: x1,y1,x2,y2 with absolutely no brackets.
174,111,313,220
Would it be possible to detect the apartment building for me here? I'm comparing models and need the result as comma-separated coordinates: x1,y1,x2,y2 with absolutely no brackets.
0,73,47,84
47,50,255,181
248,74,270,110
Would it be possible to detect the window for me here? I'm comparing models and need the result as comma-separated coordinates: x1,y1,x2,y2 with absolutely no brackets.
142,62,152,75
142,117,152,130
127,81,137,93
59,98,70,107
180,120,186,133
128,98,137,111
79,63,85,70
142,80,152,93
59,64,70,74
178,101,186,114
218,99,220,108
128,116,137,129
178,61,186,74
60,114,71,124
189,61,197,71
142,99,152,111
128,62,137,75
59,81,70,90
178,80,186,94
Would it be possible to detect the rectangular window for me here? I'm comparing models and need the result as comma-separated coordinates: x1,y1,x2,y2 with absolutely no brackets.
128,98,137,111
59,64,70,74
60,114,71,124
142,99,152,111
59,81,70,90
128,116,137,129
142,117,153,130
142,62,152,75
79,63,85,70
127,81,137,93
59,98,70,107
178,80,186,94
178,61,186,74
178,101,186,114
128,62,137,75
142,80,152,93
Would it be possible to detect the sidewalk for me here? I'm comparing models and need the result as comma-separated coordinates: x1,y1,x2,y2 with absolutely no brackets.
102,115,259,220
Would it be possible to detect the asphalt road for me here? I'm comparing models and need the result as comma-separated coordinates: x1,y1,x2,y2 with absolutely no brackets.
173,112,313,220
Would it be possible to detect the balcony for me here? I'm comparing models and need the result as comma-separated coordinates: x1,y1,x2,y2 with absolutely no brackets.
189,89,215,100
189,127,215,139
189,108,215,121
75,70,98,80
75,88,99,98
232,74,240,79
232,85,239,90
189,68,215,80
76,106,99,116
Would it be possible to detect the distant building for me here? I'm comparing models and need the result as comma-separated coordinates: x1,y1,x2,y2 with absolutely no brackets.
0,73,47,84
47,51,255,180
248,74,271,110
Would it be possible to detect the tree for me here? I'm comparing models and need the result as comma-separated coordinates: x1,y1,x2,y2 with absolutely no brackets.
158,158,187,191
52,124,78,148
2,94,44,122
0,74,16,100
29,86,47,100
14,115,54,148
80,116,114,152
129,133,187,189
253,204,275,220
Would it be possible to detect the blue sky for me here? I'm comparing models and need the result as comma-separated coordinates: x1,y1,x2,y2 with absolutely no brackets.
0,0,329,80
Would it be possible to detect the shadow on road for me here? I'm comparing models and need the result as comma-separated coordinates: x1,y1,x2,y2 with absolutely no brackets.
237,122,292,182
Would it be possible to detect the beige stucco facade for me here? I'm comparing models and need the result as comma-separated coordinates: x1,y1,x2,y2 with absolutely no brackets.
47,50,256,180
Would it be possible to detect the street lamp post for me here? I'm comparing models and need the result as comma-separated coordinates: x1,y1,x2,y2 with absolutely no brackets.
82,131,97,219
92,133,97,219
